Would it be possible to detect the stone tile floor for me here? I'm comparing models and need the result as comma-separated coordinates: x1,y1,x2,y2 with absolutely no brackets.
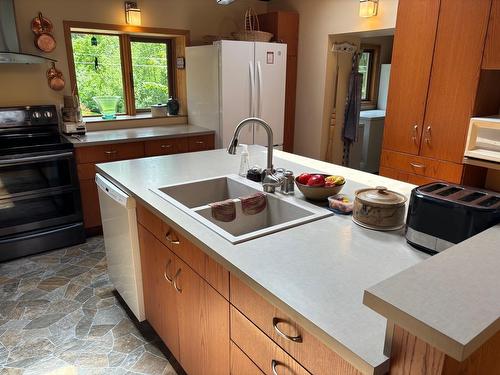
0,236,181,375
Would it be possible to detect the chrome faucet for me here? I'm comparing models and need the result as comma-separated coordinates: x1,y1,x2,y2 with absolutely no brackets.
227,117,282,193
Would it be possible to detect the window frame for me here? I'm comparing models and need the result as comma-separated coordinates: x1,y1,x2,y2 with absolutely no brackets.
63,21,189,118
359,44,381,110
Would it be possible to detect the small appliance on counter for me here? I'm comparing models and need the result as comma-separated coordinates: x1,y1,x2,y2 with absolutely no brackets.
61,121,86,135
406,182,500,254
61,95,86,135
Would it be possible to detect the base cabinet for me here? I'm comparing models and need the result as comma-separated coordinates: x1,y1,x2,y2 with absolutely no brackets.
138,221,229,375
138,225,180,358
176,256,230,375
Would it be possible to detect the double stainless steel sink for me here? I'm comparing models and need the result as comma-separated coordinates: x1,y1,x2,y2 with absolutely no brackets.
151,175,332,244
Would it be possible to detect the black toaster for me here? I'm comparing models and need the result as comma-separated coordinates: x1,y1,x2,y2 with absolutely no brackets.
406,182,500,254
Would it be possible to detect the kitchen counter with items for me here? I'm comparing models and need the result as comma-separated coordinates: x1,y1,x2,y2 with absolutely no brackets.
97,145,429,374
64,124,214,147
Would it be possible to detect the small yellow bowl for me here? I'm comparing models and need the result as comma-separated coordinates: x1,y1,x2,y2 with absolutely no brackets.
295,174,345,201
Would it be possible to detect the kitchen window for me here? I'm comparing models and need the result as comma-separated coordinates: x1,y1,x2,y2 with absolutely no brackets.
64,22,187,118
358,44,380,109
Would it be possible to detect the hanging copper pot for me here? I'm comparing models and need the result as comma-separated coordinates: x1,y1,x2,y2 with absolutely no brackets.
47,62,65,91
32,12,56,53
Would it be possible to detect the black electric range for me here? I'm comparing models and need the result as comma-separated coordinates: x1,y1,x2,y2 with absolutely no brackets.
0,105,85,262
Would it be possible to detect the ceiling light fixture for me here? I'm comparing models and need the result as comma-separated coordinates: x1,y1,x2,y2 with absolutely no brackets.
359,0,379,18
125,1,141,25
217,0,235,5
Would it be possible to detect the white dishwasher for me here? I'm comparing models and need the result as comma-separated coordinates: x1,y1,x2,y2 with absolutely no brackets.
96,173,145,321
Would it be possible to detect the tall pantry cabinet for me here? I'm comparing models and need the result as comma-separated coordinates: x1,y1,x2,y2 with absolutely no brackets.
380,0,493,185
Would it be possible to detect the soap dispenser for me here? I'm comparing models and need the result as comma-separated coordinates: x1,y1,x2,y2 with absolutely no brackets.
239,144,250,177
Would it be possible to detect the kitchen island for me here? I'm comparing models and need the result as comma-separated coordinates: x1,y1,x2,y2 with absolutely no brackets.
96,146,498,375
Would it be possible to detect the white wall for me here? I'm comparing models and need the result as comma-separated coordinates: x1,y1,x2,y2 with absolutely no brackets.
0,0,267,106
269,0,399,159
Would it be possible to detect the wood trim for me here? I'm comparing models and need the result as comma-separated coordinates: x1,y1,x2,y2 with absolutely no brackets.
62,20,190,37
360,44,381,110
63,21,78,94
120,34,135,115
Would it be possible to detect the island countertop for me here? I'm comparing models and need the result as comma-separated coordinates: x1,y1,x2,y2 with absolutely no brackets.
364,225,500,362
96,146,430,374
64,124,214,147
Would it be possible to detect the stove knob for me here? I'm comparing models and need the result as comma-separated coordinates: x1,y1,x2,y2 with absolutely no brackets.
44,111,54,119
32,111,42,119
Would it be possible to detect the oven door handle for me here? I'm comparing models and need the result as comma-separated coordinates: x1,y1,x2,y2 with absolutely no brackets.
0,152,73,166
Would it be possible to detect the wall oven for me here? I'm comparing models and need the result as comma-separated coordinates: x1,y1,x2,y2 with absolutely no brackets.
0,105,85,261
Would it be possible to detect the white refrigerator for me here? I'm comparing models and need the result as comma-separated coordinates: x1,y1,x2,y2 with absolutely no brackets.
186,40,287,149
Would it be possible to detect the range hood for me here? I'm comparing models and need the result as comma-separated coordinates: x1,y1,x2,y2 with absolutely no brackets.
0,0,56,64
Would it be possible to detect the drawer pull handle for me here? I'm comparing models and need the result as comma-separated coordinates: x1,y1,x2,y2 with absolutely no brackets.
173,268,182,293
424,126,432,145
410,162,425,169
160,144,172,149
272,317,303,343
271,360,281,375
195,141,204,145
165,230,180,245
164,259,173,283
104,150,117,155
411,124,418,142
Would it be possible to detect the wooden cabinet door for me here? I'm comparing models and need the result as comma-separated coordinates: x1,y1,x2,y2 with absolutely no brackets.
382,0,440,155
174,256,230,375
79,180,101,228
483,0,500,69
420,0,491,162
138,225,180,359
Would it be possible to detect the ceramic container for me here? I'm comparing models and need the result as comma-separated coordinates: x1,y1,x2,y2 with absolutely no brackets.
353,186,407,230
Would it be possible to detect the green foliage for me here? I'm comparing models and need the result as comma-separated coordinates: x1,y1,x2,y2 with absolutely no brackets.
71,33,125,116
131,41,170,109
71,33,170,116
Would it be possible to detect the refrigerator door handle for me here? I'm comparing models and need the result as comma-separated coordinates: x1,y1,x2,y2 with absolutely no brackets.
257,60,263,118
249,61,255,117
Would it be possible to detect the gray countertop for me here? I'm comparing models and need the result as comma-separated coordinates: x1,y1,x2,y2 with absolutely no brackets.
96,146,429,374
364,225,500,362
64,124,214,147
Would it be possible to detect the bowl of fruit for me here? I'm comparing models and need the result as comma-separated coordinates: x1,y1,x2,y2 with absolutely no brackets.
295,173,345,201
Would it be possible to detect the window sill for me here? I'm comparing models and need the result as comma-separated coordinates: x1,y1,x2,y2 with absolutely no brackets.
84,113,185,124
83,113,188,131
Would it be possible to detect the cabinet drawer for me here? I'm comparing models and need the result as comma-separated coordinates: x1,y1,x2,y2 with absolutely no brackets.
231,306,311,375
230,275,362,375
144,137,188,157
75,142,145,164
136,203,229,299
380,149,463,183
379,166,436,186
187,134,215,152
231,341,264,375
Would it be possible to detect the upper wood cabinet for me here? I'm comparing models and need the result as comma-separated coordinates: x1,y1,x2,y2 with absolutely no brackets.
483,0,500,69
420,0,492,163
381,0,492,183
382,0,440,155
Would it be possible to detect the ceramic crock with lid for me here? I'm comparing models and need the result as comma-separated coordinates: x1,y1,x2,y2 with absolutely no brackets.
353,186,407,231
